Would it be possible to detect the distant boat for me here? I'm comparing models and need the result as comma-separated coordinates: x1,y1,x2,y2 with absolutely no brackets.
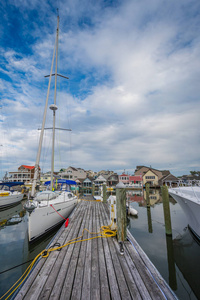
168,186,200,240
0,182,24,208
127,206,138,216
24,15,77,242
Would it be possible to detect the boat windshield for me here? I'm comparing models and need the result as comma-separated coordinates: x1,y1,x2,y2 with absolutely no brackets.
35,191,57,201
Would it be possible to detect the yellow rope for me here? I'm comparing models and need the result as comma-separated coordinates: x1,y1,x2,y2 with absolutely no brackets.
0,210,116,300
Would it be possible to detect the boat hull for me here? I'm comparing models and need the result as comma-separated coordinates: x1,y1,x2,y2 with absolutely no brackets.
169,187,200,239
28,198,77,242
0,193,24,208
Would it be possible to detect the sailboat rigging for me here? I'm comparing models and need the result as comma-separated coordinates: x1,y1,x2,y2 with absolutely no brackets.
25,15,77,242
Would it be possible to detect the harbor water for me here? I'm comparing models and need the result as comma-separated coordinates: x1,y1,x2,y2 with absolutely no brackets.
0,190,199,300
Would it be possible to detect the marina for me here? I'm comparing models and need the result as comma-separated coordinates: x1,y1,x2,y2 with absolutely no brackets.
1,2,200,300
0,190,199,299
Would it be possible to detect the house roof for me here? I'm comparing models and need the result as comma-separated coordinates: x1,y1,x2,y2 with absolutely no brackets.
119,173,129,177
143,169,158,177
68,166,78,171
107,174,119,181
129,175,142,181
83,178,92,183
21,165,35,170
94,175,107,182
160,174,178,182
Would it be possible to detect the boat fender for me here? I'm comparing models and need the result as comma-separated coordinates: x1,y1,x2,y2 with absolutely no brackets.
65,218,69,227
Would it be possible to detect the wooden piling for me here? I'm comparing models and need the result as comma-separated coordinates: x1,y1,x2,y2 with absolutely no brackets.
161,185,172,236
116,182,127,242
92,183,95,196
146,183,150,207
103,183,107,203
166,235,177,290
147,206,153,233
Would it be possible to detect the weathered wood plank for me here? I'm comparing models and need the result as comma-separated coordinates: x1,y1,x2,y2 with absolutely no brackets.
38,203,88,300
70,202,93,300
96,203,111,300
98,202,122,299
122,241,152,299
60,202,92,300
100,202,132,299
125,240,163,299
90,202,101,300
47,203,88,300
127,231,177,300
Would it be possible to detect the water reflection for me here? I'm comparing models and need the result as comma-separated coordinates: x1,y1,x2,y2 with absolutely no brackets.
0,202,25,228
0,201,60,298
166,234,177,291
127,188,199,300
173,228,200,299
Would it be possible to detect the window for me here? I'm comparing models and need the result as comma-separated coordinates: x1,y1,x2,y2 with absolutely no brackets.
145,176,155,179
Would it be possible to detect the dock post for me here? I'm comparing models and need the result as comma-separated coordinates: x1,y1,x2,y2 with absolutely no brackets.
116,182,127,242
103,182,107,203
166,235,177,290
147,206,153,233
92,183,95,196
161,185,172,236
146,183,150,207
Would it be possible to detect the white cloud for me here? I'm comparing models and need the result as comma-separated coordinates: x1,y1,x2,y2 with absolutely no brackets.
1,0,200,178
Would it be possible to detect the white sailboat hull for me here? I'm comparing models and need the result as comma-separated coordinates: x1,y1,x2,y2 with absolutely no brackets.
0,193,24,208
28,195,77,242
168,187,200,239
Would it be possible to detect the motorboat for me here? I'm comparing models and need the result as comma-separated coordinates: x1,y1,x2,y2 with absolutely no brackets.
25,15,78,242
168,186,200,239
0,182,24,208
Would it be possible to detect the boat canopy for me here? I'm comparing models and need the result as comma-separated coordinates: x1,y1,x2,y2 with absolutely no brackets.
0,182,24,187
44,179,77,185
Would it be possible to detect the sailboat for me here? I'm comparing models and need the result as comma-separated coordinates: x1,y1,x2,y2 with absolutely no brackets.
25,15,78,242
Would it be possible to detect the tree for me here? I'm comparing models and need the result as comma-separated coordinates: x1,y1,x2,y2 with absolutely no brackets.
190,171,200,177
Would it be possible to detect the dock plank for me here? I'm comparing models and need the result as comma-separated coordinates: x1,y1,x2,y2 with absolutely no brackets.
96,203,111,300
14,199,177,300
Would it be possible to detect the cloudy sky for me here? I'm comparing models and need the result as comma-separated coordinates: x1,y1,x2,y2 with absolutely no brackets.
0,0,200,178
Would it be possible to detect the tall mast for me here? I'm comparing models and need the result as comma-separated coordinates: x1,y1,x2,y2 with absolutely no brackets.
50,15,59,191
31,39,56,197
32,14,69,196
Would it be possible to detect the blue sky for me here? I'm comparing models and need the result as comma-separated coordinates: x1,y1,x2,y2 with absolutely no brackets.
0,0,200,178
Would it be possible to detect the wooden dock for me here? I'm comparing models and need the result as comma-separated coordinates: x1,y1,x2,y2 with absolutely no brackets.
14,196,177,300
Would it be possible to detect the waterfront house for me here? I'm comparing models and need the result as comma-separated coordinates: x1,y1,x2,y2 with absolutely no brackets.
8,165,40,183
40,171,60,185
59,166,87,181
94,174,107,186
143,169,159,187
129,175,143,188
135,166,173,187
119,173,129,186
107,173,119,187
82,177,93,188
159,173,179,186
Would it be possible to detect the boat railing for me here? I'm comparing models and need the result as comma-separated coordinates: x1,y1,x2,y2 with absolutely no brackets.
177,186,200,203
